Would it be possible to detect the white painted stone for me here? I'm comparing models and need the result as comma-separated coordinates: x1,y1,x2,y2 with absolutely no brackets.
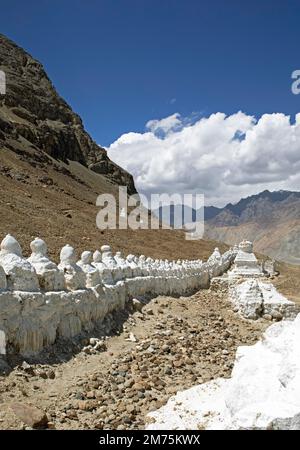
0,330,6,355
138,255,149,277
0,265,7,290
228,240,263,279
230,279,263,320
114,251,127,267
77,251,101,288
208,247,222,263
101,245,123,282
115,251,132,278
0,234,22,256
28,238,65,291
147,313,300,430
126,254,139,278
0,238,236,355
92,250,114,285
230,279,300,320
58,245,86,291
0,234,40,292
101,245,116,268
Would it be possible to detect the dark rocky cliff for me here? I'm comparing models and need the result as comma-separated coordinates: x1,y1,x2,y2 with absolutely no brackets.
0,33,136,195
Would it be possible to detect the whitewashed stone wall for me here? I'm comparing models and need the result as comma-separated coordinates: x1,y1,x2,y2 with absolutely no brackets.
0,236,236,355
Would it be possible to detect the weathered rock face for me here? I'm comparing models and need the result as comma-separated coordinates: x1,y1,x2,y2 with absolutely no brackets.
147,313,300,430
0,33,136,195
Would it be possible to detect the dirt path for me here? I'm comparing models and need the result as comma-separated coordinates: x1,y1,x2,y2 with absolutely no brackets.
0,287,268,430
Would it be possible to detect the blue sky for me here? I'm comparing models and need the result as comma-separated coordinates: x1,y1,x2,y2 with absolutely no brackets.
1,0,300,147
2,0,300,206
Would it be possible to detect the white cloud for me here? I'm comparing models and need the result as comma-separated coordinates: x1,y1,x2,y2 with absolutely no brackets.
107,112,300,207
146,112,182,134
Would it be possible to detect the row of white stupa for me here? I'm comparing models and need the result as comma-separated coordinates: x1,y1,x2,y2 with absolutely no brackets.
0,234,221,293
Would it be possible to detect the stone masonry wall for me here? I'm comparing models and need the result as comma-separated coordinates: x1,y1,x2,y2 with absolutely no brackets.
0,236,236,355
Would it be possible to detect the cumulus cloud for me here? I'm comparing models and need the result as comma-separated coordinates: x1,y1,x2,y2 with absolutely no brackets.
146,113,182,134
107,112,300,207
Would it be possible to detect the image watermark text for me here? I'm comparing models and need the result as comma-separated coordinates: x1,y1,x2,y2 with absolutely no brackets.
96,187,204,240
0,70,6,95
291,70,300,95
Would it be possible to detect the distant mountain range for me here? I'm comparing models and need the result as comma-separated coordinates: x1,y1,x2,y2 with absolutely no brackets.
153,190,300,264
152,203,220,228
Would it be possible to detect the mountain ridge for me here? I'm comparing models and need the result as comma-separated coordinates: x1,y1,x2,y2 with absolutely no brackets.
152,190,300,264
204,189,300,264
0,33,226,263
0,33,136,195
209,189,300,223
153,190,300,225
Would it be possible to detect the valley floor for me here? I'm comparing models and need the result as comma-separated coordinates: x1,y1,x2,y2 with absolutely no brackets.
0,287,267,430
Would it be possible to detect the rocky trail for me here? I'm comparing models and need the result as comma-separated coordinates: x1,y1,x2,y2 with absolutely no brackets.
0,287,267,430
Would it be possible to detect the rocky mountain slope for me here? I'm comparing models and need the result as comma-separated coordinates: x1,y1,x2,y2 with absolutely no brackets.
0,33,225,261
204,190,300,264
0,33,136,195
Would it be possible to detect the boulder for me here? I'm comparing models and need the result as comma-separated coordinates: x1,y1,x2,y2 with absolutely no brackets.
10,403,48,429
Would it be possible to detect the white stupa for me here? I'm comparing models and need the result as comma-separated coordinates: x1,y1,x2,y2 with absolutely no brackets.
228,240,263,279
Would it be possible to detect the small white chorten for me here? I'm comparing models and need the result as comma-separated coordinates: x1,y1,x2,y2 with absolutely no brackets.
228,240,263,279
101,245,123,282
92,250,114,285
58,244,86,291
28,237,64,291
0,234,40,291
77,251,101,288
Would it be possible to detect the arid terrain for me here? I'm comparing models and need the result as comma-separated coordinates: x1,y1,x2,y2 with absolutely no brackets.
1,32,300,432
204,190,300,265
0,285,268,430
0,147,229,261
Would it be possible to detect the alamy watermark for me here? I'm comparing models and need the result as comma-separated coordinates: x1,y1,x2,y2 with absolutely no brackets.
0,70,6,95
96,187,204,240
291,70,300,95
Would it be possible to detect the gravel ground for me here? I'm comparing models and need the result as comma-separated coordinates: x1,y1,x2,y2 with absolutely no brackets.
0,286,268,430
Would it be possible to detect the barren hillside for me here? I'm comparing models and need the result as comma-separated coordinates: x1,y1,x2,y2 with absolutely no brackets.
0,147,228,261
204,190,300,264
0,33,228,263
